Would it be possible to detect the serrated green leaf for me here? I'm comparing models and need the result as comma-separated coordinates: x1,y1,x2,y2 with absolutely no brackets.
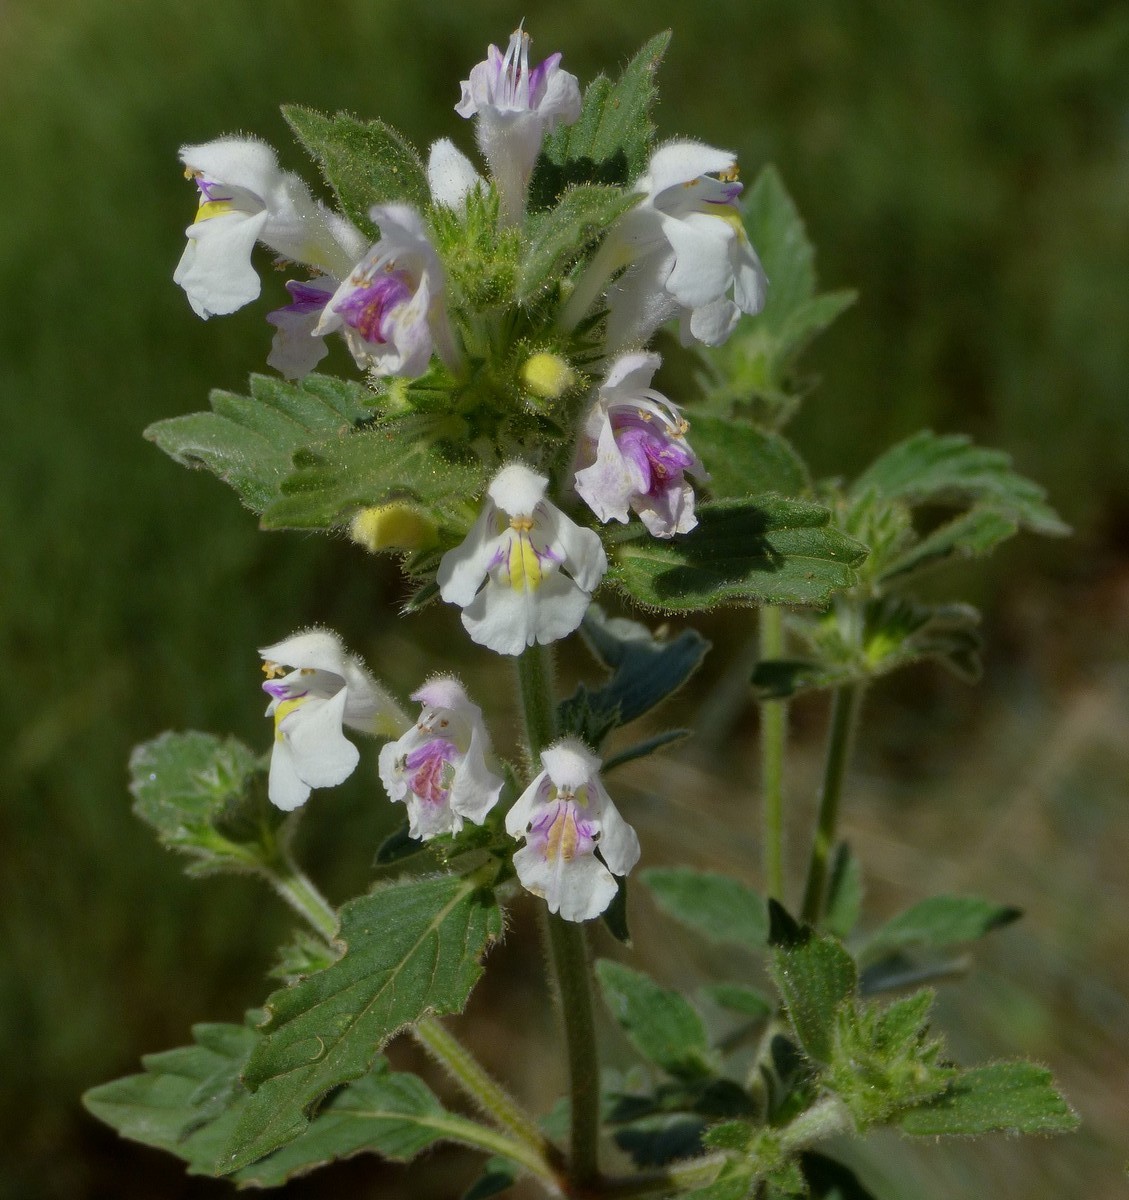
222,870,502,1172
129,731,279,874
770,932,858,1064
145,373,374,513
517,185,639,300
862,895,1021,965
608,497,866,611
752,659,852,701
558,606,710,746
877,506,1020,583
690,415,809,499
259,413,487,531
898,1061,1078,1136
642,867,767,951
269,930,342,985
534,32,670,201
283,106,427,237
85,1018,490,1186
851,431,1069,536
596,960,717,1080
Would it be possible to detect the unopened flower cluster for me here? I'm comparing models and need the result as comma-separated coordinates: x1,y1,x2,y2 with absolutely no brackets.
179,27,769,921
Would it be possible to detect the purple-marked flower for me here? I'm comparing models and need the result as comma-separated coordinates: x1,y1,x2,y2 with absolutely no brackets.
455,25,581,224
174,137,365,320
378,677,504,840
607,141,767,348
575,352,708,538
505,738,640,922
265,278,337,379
313,203,458,378
259,629,409,811
437,463,607,657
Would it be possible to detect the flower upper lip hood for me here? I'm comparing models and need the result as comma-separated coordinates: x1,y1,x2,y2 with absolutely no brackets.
174,136,365,321
505,736,640,922
259,628,408,811
575,351,708,539
437,463,608,657
597,140,768,349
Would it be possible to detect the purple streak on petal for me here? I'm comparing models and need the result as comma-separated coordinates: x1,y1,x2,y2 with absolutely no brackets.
283,279,335,312
263,682,308,700
526,799,599,861
334,273,412,344
527,51,562,102
197,178,234,203
405,738,459,804
614,421,696,501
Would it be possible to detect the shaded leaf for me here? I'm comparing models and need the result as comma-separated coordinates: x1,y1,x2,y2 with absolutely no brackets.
222,870,502,1172
898,1062,1078,1136
145,373,374,514
260,414,487,531
608,497,866,612
690,415,809,499
283,106,428,237
642,867,767,951
518,185,638,299
824,844,864,940
877,507,1020,583
602,729,690,773
862,895,1021,964
800,1151,880,1200
702,984,773,1021
595,960,716,1080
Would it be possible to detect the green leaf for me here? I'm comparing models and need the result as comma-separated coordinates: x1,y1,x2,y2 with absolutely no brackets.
702,984,773,1021
145,373,374,514
259,414,487,531
84,1018,490,1186
558,606,710,746
751,659,852,701
642,867,767,951
222,870,502,1172
898,1062,1078,1136
129,731,279,875
769,930,858,1064
608,497,866,612
534,32,670,200
799,1151,881,1200
517,185,639,300
283,105,428,237
690,415,809,499
862,895,1021,964
595,960,717,1080
463,1157,519,1200
851,431,1069,535
603,729,691,773
877,506,1020,583
269,930,342,985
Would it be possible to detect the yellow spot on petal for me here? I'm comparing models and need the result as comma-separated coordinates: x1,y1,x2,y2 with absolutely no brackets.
195,198,235,222
506,530,544,591
545,807,579,862
273,696,309,742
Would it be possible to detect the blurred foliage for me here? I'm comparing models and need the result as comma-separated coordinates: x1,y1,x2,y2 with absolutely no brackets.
2,0,1127,1197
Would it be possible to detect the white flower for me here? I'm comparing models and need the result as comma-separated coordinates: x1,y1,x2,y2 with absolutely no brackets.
455,25,581,224
312,203,458,378
575,352,708,538
427,138,486,211
607,141,767,348
260,629,409,811
174,137,364,320
378,677,504,839
506,738,640,922
437,464,607,656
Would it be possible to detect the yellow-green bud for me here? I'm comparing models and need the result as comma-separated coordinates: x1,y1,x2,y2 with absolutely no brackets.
349,504,438,553
521,352,576,400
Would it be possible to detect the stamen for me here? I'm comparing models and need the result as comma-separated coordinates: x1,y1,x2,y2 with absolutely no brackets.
262,661,286,679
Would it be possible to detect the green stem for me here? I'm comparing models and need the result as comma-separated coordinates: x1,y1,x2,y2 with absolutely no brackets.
267,855,338,942
592,1153,727,1198
547,913,602,1188
801,683,864,925
758,606,787,902
516,643,558,758
425,1112,564,1191
412,1017,557,1164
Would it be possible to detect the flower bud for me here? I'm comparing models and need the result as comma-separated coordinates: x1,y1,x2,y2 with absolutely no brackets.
521,351,576,400
350,504,439,553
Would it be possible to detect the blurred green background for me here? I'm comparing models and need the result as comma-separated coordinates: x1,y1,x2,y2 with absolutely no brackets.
3,0,1128,1196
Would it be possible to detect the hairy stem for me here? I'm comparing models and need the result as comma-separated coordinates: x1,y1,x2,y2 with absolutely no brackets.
547,913,602,1188
758,606,787,901
412,1017,557,1165
801,683,864,924
517,643,558,760
267,856,338,942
